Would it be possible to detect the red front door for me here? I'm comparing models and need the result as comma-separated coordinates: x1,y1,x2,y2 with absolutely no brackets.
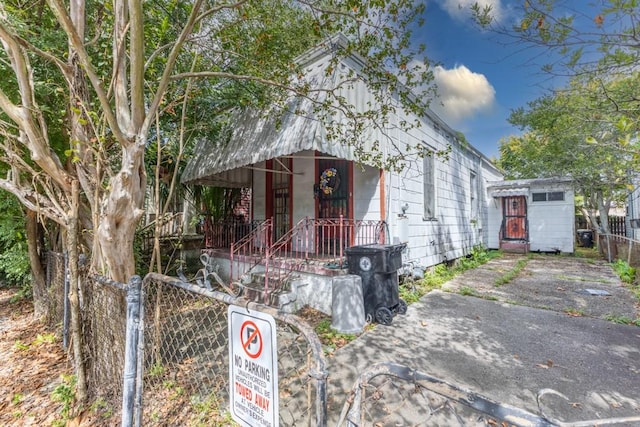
503,196,527,240
316,158,352,253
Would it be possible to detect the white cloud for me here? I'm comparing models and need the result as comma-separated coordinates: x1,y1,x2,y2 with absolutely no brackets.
439,0,506,23
431,64,496,125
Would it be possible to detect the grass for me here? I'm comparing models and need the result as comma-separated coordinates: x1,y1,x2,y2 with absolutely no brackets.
315,318,358,352
494,257,530,287
573,247,601,260
459,286,476,296
399,245,501,303
605,314,640,326
563,307,585,317
611,259,636,284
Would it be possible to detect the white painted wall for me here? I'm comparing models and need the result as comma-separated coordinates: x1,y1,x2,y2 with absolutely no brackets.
528,186,575,252
486,181,575,253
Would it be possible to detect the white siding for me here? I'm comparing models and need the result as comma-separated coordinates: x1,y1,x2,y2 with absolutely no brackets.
528,186,575,252
353,165,381,221
378,103,503,268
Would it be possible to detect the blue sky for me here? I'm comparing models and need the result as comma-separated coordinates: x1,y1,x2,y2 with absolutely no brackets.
415,0,563,159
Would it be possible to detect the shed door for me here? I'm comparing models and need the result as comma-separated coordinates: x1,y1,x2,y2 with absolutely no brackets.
503,196,527,240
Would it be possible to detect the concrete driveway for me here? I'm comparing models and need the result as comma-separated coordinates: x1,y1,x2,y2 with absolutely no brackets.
327,254,640,426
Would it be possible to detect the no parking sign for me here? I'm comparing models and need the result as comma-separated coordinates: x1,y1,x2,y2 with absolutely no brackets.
228,306,279,426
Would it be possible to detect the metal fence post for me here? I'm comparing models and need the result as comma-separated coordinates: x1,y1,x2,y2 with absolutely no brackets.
122,275,142,427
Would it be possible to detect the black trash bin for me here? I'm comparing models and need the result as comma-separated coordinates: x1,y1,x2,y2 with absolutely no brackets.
345,243,407,325
577,229,593,248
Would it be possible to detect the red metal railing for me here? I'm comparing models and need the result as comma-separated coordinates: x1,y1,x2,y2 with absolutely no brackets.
262,216,387,290
210,216,386,302
202,217,261,248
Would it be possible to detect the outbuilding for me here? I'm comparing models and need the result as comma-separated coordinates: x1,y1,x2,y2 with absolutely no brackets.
487,178,574,253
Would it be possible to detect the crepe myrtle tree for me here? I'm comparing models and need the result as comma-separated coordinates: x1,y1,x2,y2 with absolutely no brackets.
0,0,438,402
0,0,435,286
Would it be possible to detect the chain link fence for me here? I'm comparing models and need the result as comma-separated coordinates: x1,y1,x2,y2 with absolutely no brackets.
597,233,640,267
44,251,67,328
85,275,129,410
129,273,328,426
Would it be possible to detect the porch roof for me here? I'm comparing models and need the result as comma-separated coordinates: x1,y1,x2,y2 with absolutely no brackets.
489,188,530,198
181,99,358,187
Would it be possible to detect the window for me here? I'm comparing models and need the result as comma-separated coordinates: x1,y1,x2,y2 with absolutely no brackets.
470,171,478,219
548,191,565,201
423,152,436,219
532,192,547,202
532,191,565,202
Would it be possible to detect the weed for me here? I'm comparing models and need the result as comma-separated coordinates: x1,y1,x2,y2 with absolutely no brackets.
403,245,500,301
34,333,56,345
189,393,233,426
12,410,22,419
148,362,165,377
9,284,32,303
170,386,185,399
89,397,113,419
563,307,584,317
574,247,601,260
51,374,76,420
605,314,640,326
611,260,636,284
399,282,421,304
11,393,23,405
13,340,29,351
495,258,529,287
459,286,476,296
315,318,357,351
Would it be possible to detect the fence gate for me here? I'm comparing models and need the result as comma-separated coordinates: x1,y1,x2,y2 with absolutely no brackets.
338,362,640,427
120,273,328,427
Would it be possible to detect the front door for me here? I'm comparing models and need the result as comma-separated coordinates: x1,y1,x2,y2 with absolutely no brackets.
317,158,350,254
317,158,349,220
502,196,527,240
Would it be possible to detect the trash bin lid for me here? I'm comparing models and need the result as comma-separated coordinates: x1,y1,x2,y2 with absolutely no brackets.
345,243,407,254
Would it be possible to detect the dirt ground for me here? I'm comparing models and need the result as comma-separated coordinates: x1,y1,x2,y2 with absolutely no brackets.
0,288,71,426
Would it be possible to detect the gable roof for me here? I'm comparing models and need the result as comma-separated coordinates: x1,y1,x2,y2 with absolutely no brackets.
181,34,501,187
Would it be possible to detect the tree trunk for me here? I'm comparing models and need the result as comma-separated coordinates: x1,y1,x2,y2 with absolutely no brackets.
25,209,47,319
68,180,87,403
93,146,146,282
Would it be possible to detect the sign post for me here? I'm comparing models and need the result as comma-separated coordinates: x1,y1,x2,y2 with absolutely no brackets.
228,306,279,426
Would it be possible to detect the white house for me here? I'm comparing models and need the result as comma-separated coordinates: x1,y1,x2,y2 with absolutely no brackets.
181,36,503,315
486,178,575,253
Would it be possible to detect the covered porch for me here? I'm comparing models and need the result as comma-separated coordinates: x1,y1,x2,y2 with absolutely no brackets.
181,106,388,311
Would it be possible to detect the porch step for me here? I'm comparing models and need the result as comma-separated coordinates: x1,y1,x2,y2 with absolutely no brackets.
500,240,530,254
240,274,304,313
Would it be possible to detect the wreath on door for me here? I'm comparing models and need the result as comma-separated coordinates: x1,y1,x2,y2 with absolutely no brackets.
319,167,340,195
